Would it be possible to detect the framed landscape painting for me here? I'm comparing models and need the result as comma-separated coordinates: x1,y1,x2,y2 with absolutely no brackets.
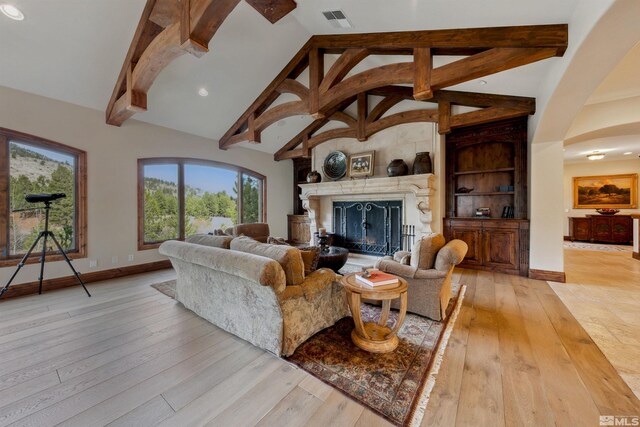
573,173,638,209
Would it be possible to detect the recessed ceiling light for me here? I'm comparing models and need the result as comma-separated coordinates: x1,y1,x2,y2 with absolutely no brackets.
623,152,632,155
198,88,208,97
0,4,24,20
479,80,487,85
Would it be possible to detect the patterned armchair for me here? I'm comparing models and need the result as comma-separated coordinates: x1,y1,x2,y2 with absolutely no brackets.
374,234,467,321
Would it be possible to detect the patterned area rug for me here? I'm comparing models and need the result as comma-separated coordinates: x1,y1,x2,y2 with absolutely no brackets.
150,280,176,299
564,242,632,252
150,277,465,426
287,284,465,427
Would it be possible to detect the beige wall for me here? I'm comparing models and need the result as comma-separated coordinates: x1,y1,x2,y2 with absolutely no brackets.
530,141,565,273
563,158,640,235
0,86,292,285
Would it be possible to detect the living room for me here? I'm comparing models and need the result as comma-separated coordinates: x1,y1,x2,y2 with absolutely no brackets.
1,1,639,426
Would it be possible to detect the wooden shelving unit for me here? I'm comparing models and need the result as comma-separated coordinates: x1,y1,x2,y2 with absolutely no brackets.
443,118,530,276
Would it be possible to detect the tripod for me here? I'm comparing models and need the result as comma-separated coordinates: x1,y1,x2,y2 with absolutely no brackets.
0,200,91,299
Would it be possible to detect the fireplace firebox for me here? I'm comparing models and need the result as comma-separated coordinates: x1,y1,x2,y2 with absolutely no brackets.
333,201,402,256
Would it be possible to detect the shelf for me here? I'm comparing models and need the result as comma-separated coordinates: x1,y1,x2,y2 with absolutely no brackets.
454,191,514,196
454,167,515,176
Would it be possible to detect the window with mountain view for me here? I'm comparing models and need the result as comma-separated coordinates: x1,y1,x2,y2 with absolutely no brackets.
138,158,265,248
0,129,87,265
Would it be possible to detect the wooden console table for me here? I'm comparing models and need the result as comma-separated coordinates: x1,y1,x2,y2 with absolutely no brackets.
569,215,633,244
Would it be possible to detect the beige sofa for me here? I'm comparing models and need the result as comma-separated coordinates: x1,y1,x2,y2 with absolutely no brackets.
375,234,468,321
159,235,349,356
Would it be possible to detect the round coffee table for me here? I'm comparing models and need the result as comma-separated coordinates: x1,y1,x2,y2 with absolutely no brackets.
340,272,408,353
317,246,349,272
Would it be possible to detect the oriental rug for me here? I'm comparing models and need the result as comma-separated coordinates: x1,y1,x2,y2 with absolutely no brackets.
286,284,466,427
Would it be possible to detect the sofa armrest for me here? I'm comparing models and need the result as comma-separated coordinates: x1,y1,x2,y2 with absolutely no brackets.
297,268,338,301
413,269,449,279
159,240,286,293
375,258,418,278
392,251,411,263
434,239,468,272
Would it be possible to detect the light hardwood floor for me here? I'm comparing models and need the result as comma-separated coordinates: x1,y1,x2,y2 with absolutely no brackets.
0,266,637,427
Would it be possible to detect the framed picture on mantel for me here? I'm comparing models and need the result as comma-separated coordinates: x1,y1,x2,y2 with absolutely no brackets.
573,173,638,209
348,151,375,178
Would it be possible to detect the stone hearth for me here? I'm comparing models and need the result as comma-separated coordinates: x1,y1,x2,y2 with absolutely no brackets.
298,174,435,246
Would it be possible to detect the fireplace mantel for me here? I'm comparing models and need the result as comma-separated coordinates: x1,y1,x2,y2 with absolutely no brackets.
299,174,436,243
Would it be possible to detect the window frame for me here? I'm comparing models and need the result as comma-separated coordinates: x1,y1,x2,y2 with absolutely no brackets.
138,157,267,250
0,127,87,267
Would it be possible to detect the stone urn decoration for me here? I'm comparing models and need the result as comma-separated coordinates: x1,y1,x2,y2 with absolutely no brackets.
307,170,322,183
386,159,409,177
412,152,432,174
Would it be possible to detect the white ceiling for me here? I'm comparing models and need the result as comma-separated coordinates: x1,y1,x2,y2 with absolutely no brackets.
2,0,635,158
564,41,640,164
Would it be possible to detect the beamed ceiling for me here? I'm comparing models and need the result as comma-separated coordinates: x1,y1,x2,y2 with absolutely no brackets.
106,0,568,158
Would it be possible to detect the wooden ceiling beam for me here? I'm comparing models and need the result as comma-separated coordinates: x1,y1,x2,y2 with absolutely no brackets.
220,38,314,148
276,79,309,100
357,93,368,141
430,47,559,91
312,24,567,52
228,24,566,155
245,0,296,24
367,109,438,136
320,62,414,113
318,48,369,93
254,100,309,132
107,0,296,127
449,107,530,131
413,48,432,100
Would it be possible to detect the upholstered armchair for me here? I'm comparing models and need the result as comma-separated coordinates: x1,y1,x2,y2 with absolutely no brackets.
374,234,468,321
226,223,270,243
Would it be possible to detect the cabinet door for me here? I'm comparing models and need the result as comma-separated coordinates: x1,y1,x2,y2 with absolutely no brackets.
592,217,612,241
483,229,518,270
611,217,632,243
570,218,591,241
451,228,483,266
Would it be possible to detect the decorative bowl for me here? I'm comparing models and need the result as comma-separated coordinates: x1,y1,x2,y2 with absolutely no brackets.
322,151,347,181
595,208,620,215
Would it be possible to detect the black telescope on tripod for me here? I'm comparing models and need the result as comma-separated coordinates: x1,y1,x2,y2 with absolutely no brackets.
0,193,90,299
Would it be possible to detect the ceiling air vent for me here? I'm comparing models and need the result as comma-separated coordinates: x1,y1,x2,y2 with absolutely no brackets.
322,10,353,29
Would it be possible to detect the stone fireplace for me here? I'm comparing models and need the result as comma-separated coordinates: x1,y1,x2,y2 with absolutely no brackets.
298,174,435,248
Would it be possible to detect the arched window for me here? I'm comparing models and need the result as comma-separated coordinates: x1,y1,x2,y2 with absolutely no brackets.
138,158,266,249
0,128,87,266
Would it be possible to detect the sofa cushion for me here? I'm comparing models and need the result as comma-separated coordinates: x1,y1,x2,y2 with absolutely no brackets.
410,234,446,270
186,233,233,249
298,246,320,275
231,236,305,286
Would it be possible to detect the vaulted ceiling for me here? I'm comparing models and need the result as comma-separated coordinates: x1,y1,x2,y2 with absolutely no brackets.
1,0,637,160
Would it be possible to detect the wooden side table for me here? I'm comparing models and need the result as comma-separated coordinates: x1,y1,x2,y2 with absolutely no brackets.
340,273,408,353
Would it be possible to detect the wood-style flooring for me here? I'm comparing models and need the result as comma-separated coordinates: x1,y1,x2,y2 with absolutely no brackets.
551,248,640,399
0,265,637,426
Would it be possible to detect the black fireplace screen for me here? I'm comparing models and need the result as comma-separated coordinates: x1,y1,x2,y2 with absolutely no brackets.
333,201,402,256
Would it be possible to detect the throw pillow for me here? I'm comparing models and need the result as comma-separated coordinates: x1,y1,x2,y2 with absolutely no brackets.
298,246,320,275
400,254,411,265
267,236,291,246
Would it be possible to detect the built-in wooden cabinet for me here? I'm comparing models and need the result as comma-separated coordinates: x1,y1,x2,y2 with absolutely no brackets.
287,214,311,245
444,118,530,276
292,157,311,215
444,218,529,276
569,215,633,244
